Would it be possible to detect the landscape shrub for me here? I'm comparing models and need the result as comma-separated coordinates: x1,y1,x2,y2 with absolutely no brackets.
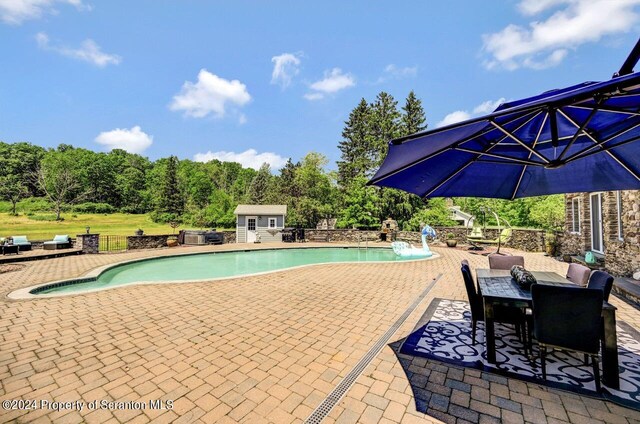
72,202,116,214
29,214,60,221
15,197,52,213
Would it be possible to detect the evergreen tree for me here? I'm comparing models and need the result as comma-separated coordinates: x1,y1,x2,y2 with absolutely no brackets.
157,155,184,218
248,163,272,204
337,98,372,187
369,92,400,167
400,90,427,136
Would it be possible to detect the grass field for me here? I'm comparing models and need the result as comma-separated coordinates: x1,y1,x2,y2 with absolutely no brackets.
0,213,196,240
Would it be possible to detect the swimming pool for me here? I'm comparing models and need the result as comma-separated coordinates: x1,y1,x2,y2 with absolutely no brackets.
14,247,439,297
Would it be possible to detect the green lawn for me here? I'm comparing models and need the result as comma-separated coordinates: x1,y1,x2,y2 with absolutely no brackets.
0,213,204,240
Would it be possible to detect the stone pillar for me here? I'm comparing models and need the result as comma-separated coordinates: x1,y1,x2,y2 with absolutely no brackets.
77,234,100,254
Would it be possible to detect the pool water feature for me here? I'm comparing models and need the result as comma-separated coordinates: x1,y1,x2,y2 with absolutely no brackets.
21,247,438,297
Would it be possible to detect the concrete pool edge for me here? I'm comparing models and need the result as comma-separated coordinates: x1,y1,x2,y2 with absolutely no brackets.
7,246,441,300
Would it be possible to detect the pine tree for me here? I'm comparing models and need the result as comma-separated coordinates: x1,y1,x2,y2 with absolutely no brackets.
248,163,272,204
337,98,372,188
278,159,301,199
369,92,400,167
158,155,184,216
400,90,427,136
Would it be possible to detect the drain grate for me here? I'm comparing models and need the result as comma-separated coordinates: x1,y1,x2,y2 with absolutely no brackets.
305,274,442,424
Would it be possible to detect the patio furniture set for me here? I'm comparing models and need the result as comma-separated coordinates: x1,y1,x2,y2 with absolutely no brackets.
0,235,72,255
464,255,617,391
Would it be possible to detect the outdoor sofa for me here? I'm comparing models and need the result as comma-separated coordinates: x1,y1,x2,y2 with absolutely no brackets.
10,235,31,251
43,235,72,250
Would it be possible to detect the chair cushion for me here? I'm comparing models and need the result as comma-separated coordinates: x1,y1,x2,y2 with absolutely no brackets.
566,263,591,287
53,235,69,243
489,254,525,270
12,236,29,244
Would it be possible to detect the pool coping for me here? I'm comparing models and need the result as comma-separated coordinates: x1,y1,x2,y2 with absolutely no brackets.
7,246,441,300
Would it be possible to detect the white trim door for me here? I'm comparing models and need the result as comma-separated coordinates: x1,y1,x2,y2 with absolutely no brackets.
246,216,257,243
590,193,604,254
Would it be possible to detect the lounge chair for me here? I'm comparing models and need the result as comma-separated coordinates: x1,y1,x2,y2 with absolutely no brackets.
467,227,483,240
472,228,512,245
43,235,72,250
11,235,31,251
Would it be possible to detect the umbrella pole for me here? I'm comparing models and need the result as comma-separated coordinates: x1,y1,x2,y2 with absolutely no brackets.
614,37,640,77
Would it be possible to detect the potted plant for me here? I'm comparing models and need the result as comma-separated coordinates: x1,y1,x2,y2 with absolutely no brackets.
166,235,178,247
544,231,558,256
135,228,144,236
446,233,457,248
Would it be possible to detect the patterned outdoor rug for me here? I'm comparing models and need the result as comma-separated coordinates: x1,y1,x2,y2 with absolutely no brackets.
399,298,640,410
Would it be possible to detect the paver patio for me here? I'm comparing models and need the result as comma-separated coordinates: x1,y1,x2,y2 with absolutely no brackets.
1,243,640,423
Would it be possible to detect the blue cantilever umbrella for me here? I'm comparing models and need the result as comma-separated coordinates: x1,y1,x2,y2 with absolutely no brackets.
369,41,640,199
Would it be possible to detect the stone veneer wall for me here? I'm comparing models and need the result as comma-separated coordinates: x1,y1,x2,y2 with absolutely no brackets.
606,190,640,277
304,227,548,252
560,190,640,277
126,231,236,250
77,234,99,254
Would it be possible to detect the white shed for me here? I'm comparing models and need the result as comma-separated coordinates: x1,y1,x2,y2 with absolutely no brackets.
234,204,287,243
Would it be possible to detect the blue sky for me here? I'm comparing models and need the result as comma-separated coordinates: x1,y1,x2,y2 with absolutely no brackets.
1,0,639,171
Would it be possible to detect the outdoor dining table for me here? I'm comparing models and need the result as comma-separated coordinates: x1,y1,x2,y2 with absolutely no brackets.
476,268,619,389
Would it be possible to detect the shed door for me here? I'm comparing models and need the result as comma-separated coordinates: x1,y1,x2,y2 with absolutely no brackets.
246,216,257,243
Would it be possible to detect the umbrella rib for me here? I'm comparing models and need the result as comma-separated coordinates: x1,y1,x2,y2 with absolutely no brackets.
511,112,549,199
569,104,640,116
563,120,640,160
560,112,640,182
567,134,640,165
557,105,600,161
368,110,539,185
423,161,476,198
422,132,515,198
595,144,640,182
453,147,544,166
489,121,550,164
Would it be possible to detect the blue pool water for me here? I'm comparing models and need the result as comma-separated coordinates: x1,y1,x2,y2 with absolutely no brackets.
36,247,433,295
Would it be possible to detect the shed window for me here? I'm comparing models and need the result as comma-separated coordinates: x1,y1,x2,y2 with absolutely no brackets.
571,198,580,233
269,218,276,228
247,218,256,231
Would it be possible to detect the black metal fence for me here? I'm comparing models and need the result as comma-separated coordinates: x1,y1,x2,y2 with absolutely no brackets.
99,235,128,252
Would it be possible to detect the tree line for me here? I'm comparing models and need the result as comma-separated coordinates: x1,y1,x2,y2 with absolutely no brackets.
0,90,563,230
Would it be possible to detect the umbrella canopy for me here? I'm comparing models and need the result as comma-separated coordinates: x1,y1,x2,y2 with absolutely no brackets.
369,71,640,199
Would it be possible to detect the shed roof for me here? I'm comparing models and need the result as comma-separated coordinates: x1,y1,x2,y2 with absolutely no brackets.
233,204,287,215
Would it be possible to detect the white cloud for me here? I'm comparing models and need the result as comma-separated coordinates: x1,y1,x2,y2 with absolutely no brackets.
436,111,472,128
375,64,418,84
305,68,355,100
0,0,88,25
271,52,302,88
436,98,506,128
473,98,507,114
95,126,153,154
36,32,121,67
193,148,287,171
482,0,640,70
170,69,251,119
303,92,324,101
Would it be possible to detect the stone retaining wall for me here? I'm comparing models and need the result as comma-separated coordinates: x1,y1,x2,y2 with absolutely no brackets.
304,227,549,252
126,231,236,250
